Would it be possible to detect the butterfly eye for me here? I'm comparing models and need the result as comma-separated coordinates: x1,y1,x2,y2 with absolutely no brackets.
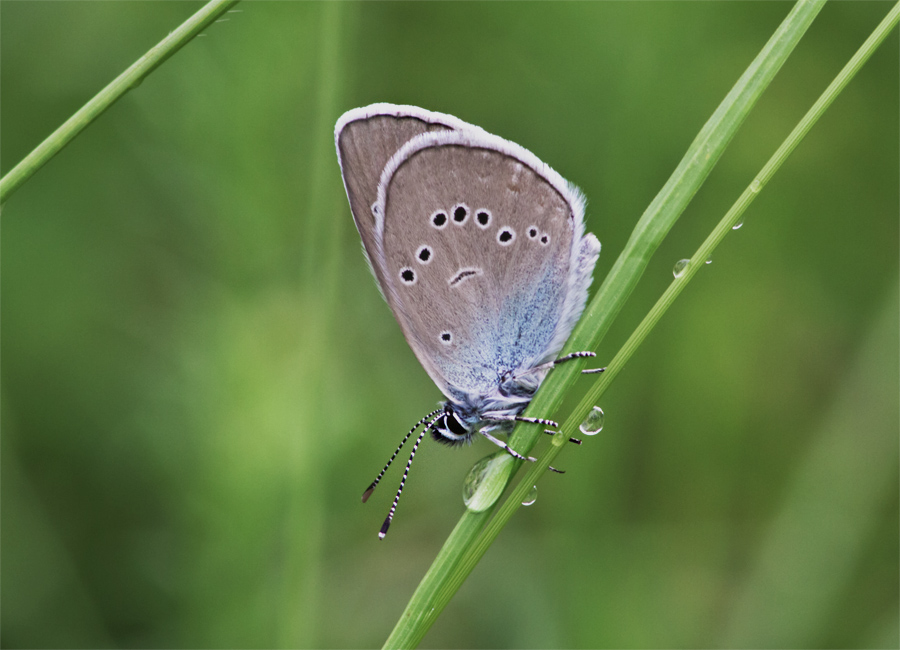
475,209,492,229
452,204,469,225
446,411,468,436
497,227,516,246
416,245,433,264
399,267,417,285
431,210,448,229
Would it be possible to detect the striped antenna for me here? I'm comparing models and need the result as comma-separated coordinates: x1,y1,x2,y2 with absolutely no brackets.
378,410,444,539
362,408,442,503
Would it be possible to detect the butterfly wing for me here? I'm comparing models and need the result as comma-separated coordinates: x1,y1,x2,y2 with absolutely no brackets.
335,104,484,296
374,129,600,403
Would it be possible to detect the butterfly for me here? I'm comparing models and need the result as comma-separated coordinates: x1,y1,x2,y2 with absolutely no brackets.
335,104,601,537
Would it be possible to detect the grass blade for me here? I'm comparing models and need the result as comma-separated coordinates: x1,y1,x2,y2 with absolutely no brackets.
0,0,240,205
480,0,900,595
382,1,832,647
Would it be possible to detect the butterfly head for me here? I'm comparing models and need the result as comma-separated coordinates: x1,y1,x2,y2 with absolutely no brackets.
430,393,529,446
430,403,478,446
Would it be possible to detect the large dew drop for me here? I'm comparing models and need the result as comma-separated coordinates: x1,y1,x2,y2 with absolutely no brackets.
462,453,516,512
673,259,690,278
579,406,604,436
521,485,538,506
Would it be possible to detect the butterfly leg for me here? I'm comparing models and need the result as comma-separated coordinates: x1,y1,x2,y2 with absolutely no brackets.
479,428,565,473
544,428,582,445
516,415,559,427
509,414,561,428
479,429,536,462
553,351,607,374
482,412,561,429
512,351,593,377
554,351,596,364
510,352,605,380
484,416,583,450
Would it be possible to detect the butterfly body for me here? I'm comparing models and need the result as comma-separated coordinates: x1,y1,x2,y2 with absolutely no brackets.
335,104,600,535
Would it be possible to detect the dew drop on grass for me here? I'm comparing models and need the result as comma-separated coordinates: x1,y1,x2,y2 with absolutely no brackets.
522,485,538,506
462,453,514,512
579,406,604,436
705,255,713,265
462,456,492,507
673,259,690,278
732,218,744,230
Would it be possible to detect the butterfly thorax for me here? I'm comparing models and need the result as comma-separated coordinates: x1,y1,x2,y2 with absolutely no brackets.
431,373,539,446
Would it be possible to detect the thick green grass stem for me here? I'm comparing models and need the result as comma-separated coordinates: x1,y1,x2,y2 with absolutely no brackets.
380,0,900,646
450,0,900,641
0,0,239,205
508,0,826,461
484,0,900,558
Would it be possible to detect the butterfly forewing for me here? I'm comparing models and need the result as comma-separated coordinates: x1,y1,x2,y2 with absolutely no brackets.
376,133,579,400
335,106,487,288
337,119,450,286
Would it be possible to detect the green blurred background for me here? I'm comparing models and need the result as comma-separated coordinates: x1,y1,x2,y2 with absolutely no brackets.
2,2,897,648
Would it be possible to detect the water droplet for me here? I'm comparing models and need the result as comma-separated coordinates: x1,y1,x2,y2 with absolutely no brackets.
732,218,744,230
705,255,713,265
749,179,762,193
673,259,690,278
522,485,538,506
462,453,515,512
462,456,491,504
579,406,604,436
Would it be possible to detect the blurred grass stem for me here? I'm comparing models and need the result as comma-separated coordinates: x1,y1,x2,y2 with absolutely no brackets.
382,0,900,647
0,0,240,205
277,3,346,646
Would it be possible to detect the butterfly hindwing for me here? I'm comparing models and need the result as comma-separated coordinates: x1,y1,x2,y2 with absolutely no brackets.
374,130,595,401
